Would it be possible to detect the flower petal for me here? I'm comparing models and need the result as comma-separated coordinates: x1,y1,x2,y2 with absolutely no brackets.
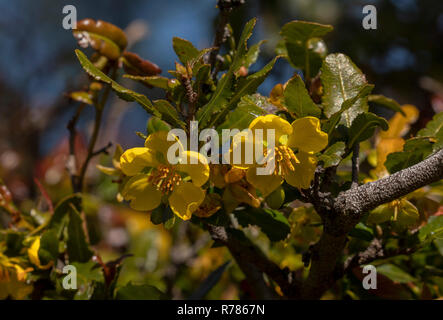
120,147,158,176
249,114,292,145
176,151,210,187
168,182,205,220
246,167,283,196
144,130,183,164
287,117,328,153
121,174,162,211
284,151,317,189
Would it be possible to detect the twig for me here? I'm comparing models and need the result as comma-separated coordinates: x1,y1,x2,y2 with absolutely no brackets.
208,0,245,77
351,143,360,188
91,142,113,158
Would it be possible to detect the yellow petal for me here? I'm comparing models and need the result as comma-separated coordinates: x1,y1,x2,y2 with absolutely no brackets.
228,183,261,208
227,130,260,169
168,182,205,220
287,117,328,153
121,174,162,211
120,147,158,176
246,167,283,196
176,151,210,187
380,104,419,139
249,114,293,145
144,130,183,163
284,151,317,189
27,238,52,270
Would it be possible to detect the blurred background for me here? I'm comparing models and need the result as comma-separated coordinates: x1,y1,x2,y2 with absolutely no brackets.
0,0,442,299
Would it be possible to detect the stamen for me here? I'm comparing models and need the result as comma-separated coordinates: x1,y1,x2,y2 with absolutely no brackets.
148,165,182,193
268,146,298,176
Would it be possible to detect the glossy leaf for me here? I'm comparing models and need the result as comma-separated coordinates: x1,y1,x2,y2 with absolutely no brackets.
152,99,186,129
368,94,405,116
348,112,389,148
233,208,290,242
318,141,346,168
38,230,59,265
321,53,369,126
377,264,416,283
67,206,93,263
417,112,443,152
284,74,321,117
172,37,200,65
75,49,159,116
385,138,433,174
122,52,161,76
116,282,165,300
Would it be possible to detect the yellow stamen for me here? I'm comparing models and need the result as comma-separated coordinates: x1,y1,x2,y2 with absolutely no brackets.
148,165,182,193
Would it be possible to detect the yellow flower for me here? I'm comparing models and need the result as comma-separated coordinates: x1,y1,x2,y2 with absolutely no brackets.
119,131,210,220
232,115,328,196
0,253,33,300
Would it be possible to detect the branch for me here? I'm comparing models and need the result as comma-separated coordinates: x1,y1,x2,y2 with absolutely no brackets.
300,148,443,299
351,143,360,188
333,148,443,231
207,224,299,297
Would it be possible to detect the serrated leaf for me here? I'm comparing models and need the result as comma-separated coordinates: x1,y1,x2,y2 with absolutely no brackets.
284,74,321,117
385,138,433,174
318,141,345,168
123,75,169,89
233,208,290,242
67,205,93,263
321,53,369,126
368,94,405,116
348,112,388,148
241,40,265,68
75,49,159,116
197,18,256,127
152,99,186,129
377,264,416,283
172,37,200,65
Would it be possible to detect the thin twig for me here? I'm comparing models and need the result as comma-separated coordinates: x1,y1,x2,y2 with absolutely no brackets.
351,143,360,188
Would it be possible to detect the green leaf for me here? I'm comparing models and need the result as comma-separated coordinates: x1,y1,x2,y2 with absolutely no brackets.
395,199,419,230
147,116,171,134
4,231,25,256
417,112,443,152
210,57,278,128
377,264,416,283
321,53,369,127
152,99,186,129
75,49,159,116
67,205,93,263
368,94,405,116
280,21,332,77
385,138,433,174
150,205,175,230
189,261,231,299
172,37,200,65
49,194,82,238
324,84,374,136
242,40,265,68
284,74,321,117
116,282,165,300
123,75,170,89
38,230,59,265
281,21,333,44
318,141,346,168
71,261,104,300
349,222,374,241
217,94,267,131
233,208,290,242
348,112,388,148
419,215,443,242
367,203,392,225
196,18,256,127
